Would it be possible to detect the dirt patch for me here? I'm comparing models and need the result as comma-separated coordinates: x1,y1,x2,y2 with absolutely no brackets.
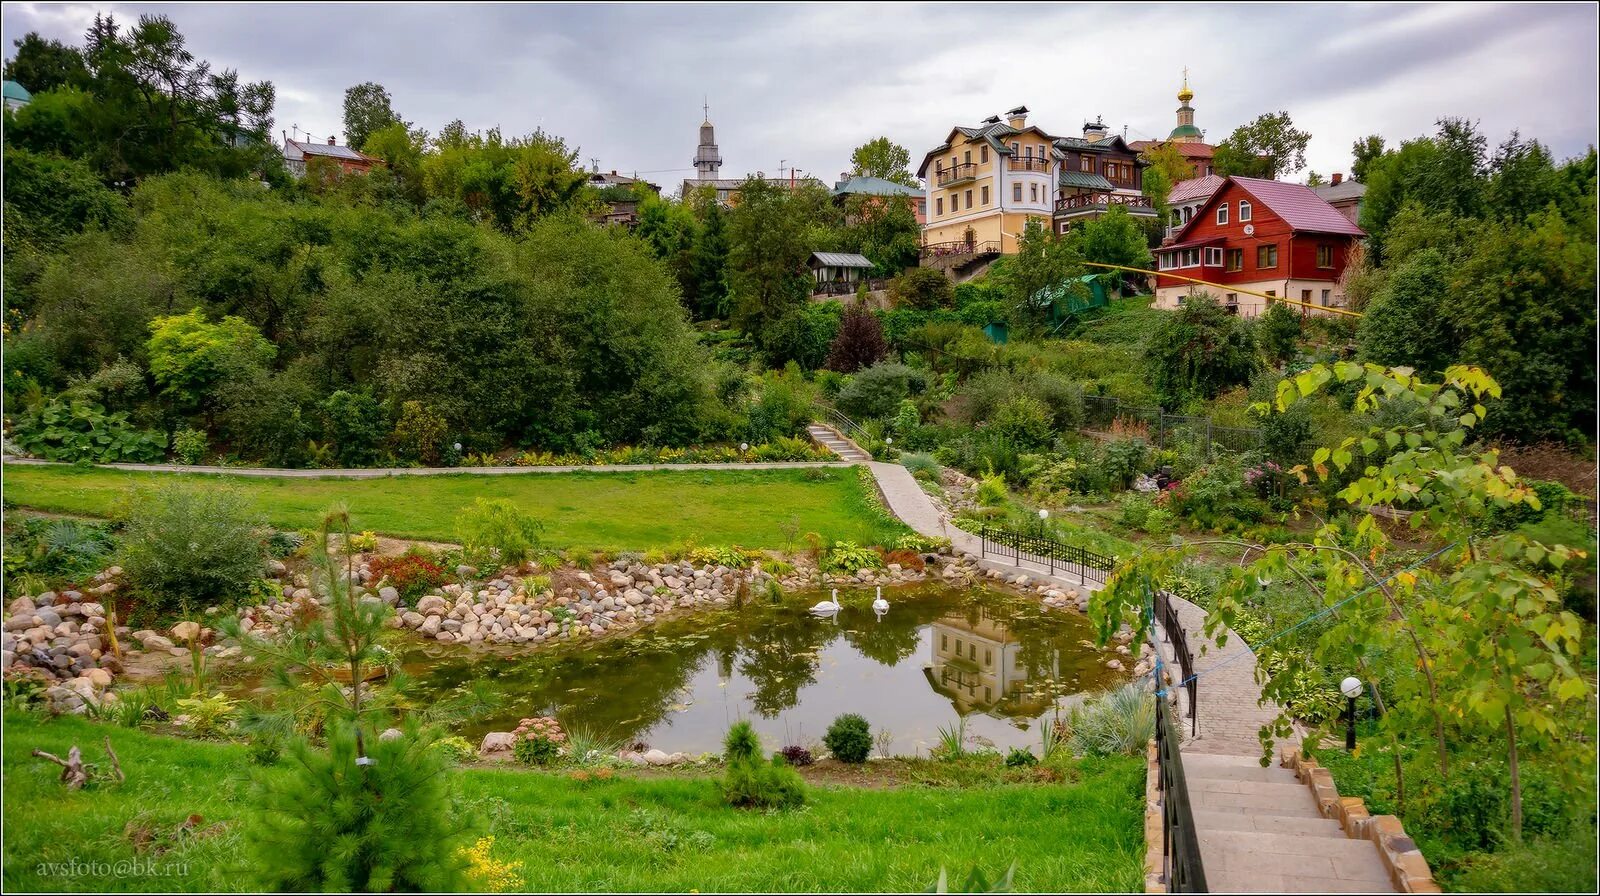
1495,442,1598,500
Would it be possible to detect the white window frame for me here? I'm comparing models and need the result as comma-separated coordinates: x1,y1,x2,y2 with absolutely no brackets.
1204,247,1224,266
1216,204,1229,225
1239,200,1252,222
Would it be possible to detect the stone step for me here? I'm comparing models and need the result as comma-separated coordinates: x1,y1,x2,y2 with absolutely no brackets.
1190,809,1348,838
1184,756,1299,784
1189,786,1323,817
1203,868,1388,893
1199,829,1393,888
1178,751,1281,769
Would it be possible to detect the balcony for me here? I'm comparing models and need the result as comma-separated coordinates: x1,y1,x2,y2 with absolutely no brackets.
1007,156,1052,173
1054,192,1155,216
919,239,1002,260
934,162,979,187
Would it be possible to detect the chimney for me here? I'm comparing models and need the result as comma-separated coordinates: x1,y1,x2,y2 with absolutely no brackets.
1083,116,1108,143
328,135,336,145
1006,105,1028,129
1331,172,1344,185
611,170,618,176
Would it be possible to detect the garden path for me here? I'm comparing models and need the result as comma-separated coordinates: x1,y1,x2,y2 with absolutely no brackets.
1151,592,1399,892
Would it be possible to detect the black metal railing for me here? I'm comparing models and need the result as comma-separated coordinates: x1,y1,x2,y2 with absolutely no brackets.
813,404,872,458
977,526,1115,585
1155,590,1199,737
1081,395,1262,459
1156,695,1209,892
811,278,888,296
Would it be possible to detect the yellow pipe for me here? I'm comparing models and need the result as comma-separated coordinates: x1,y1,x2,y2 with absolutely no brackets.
1082,261,1364,318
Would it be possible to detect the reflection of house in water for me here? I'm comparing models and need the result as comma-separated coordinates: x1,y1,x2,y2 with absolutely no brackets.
924,610,1059,716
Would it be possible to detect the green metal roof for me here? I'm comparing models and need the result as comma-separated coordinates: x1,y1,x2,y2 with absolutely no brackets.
831,175,923,198
3,80,32,103
1059,170,1114,190
1168,124,1204,139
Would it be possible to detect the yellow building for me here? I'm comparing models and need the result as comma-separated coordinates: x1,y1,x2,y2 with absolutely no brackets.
916,106,1058,261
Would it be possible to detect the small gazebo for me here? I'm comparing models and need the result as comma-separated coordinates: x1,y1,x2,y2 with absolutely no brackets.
808,252,874,294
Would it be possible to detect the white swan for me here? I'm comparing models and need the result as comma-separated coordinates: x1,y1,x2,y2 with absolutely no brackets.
810,589,842,614
872,585,889,615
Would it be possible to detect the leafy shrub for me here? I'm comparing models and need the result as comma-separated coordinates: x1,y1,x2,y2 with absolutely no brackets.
1143,508,1176,538
988,396,1053,449
824,304,889,373
369,552,450,603
778,745,815,767
512,736,561,766
2,517,117,590
266,530,306,559
432,736,477,765
321,390,387,467
347,530,379,553
455,498,544,569
9,398,167,463
823,713,873,763
247,723,473,891
687,545,754,570
835,362,927,420
822,542,882,573
118,484,267,619
888,267,955,310
722,721,806,809
891,399,921,435
390,400,449,465
172,427,208,464
458,835,526,893
1118,493,1154,530
1100,438,1148,490
976,472,1009,506
1004,747,1038,768
174,692,239,737
902,452,942,482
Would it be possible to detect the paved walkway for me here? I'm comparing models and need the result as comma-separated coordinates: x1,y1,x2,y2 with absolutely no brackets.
1152,592,1396,892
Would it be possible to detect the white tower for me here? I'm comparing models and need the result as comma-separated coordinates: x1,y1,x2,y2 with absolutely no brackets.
694,100,722,181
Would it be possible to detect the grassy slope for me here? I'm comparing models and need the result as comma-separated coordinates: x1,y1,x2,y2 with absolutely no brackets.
2,466,908,551
2,713,1145,893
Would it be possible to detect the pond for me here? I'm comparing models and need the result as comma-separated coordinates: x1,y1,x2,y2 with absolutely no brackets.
401,583,1129,756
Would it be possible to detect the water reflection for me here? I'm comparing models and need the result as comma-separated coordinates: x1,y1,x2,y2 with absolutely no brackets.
402,584,1124,755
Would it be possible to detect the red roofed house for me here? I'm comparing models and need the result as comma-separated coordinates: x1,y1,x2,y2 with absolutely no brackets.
1129,73,1217,177
282,135,382,178
1153,176,1365,317
1164,173,1224,241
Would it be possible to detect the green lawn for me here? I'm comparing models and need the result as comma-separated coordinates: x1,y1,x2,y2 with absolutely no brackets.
2,465,908,551
2,713,1146,892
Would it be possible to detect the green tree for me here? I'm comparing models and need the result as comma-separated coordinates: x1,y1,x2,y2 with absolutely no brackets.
635,193,701,314
689,200,732,319
1360,118,1488,257
1069,205,1154,271
842,193,919,275
359,119,429,206
1140,141,1196,185
887,267,955,310
1350,134,1386,181
1144,293,1258,407
3,32,90,93
146,309,276,416
1212,111,1311,179
341,81,402,151
728,177,834,344
849,137,918,186
1000,218,1086,336
1356,248,1455,376
419,126,592,233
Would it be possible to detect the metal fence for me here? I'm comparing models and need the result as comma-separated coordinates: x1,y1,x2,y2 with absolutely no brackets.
813,404,872,457
977,526,1116,585
1155,590,1199,737
1156,695,1209,893
1082,395,1262,460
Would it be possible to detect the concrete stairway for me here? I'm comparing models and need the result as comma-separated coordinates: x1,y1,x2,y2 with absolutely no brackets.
805,423,871,463
1183,753,1394,892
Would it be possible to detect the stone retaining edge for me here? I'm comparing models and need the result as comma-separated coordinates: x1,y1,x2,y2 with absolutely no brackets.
1279,747,1441,893
1143,737,1166,893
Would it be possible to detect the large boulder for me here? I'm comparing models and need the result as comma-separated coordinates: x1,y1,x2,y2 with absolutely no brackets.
416,595,449,616
479,732,515,758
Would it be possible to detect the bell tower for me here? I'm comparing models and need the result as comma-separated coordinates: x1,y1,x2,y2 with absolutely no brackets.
694,100,722,181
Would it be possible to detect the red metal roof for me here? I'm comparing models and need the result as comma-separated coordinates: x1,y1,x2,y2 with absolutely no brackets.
1168,174,1224,204
1156,235,1224,253
1231,176,1365,236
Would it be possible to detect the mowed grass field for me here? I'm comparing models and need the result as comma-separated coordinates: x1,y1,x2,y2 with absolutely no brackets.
2,713,1146,893
1,465,908,550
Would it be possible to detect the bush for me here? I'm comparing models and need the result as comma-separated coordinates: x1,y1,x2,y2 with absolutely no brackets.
369,551,450,603
722,721,806,809
172,427,209,464
902,452,942,482
3,518,117,590
246,722,473,890
888,267,955,310
1062,683,1154,757
988,396,1053,449
432,736,477,765
976,472,1009,507
118,484,267,619
455,498,544,569
1118,493,1154,530
1146,294,1258,407
778,744,815,767
1004,747,1038,768
835,361,927,420
821,541,882,573
9,398,167,463
512,735,560,766
390,400,449,465
248,733,283,766
824,304,889,373
823,713,873,763
321,390,387,467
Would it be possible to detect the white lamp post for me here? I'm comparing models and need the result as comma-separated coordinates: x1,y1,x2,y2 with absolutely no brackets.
1340,676,1363,751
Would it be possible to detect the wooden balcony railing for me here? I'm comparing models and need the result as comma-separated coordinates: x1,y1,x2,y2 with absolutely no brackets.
1054,192,1154,213
919,239,1002,259
934,163,979,186
1007,156,1052,172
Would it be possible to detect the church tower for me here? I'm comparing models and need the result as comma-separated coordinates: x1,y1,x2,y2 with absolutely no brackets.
1169,70,1203,143
694,101,722,181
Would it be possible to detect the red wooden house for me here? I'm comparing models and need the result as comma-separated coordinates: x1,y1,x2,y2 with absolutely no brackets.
1153,176,1365,317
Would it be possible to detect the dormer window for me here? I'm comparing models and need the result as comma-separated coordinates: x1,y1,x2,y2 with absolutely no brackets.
1239,200,1252,222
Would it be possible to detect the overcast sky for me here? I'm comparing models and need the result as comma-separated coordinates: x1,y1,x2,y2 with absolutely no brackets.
4,2,1597,187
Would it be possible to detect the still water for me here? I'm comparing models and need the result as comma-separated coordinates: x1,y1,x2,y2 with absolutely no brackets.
403,583,1127,756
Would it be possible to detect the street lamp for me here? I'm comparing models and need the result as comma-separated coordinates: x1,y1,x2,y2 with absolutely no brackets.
739,442,749,453
1037,508,1049,535
1340,676,1363,751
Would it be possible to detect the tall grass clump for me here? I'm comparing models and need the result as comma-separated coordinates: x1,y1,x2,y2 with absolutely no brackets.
117,483,267,619
721,721,805,809
1062,683,1155,757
